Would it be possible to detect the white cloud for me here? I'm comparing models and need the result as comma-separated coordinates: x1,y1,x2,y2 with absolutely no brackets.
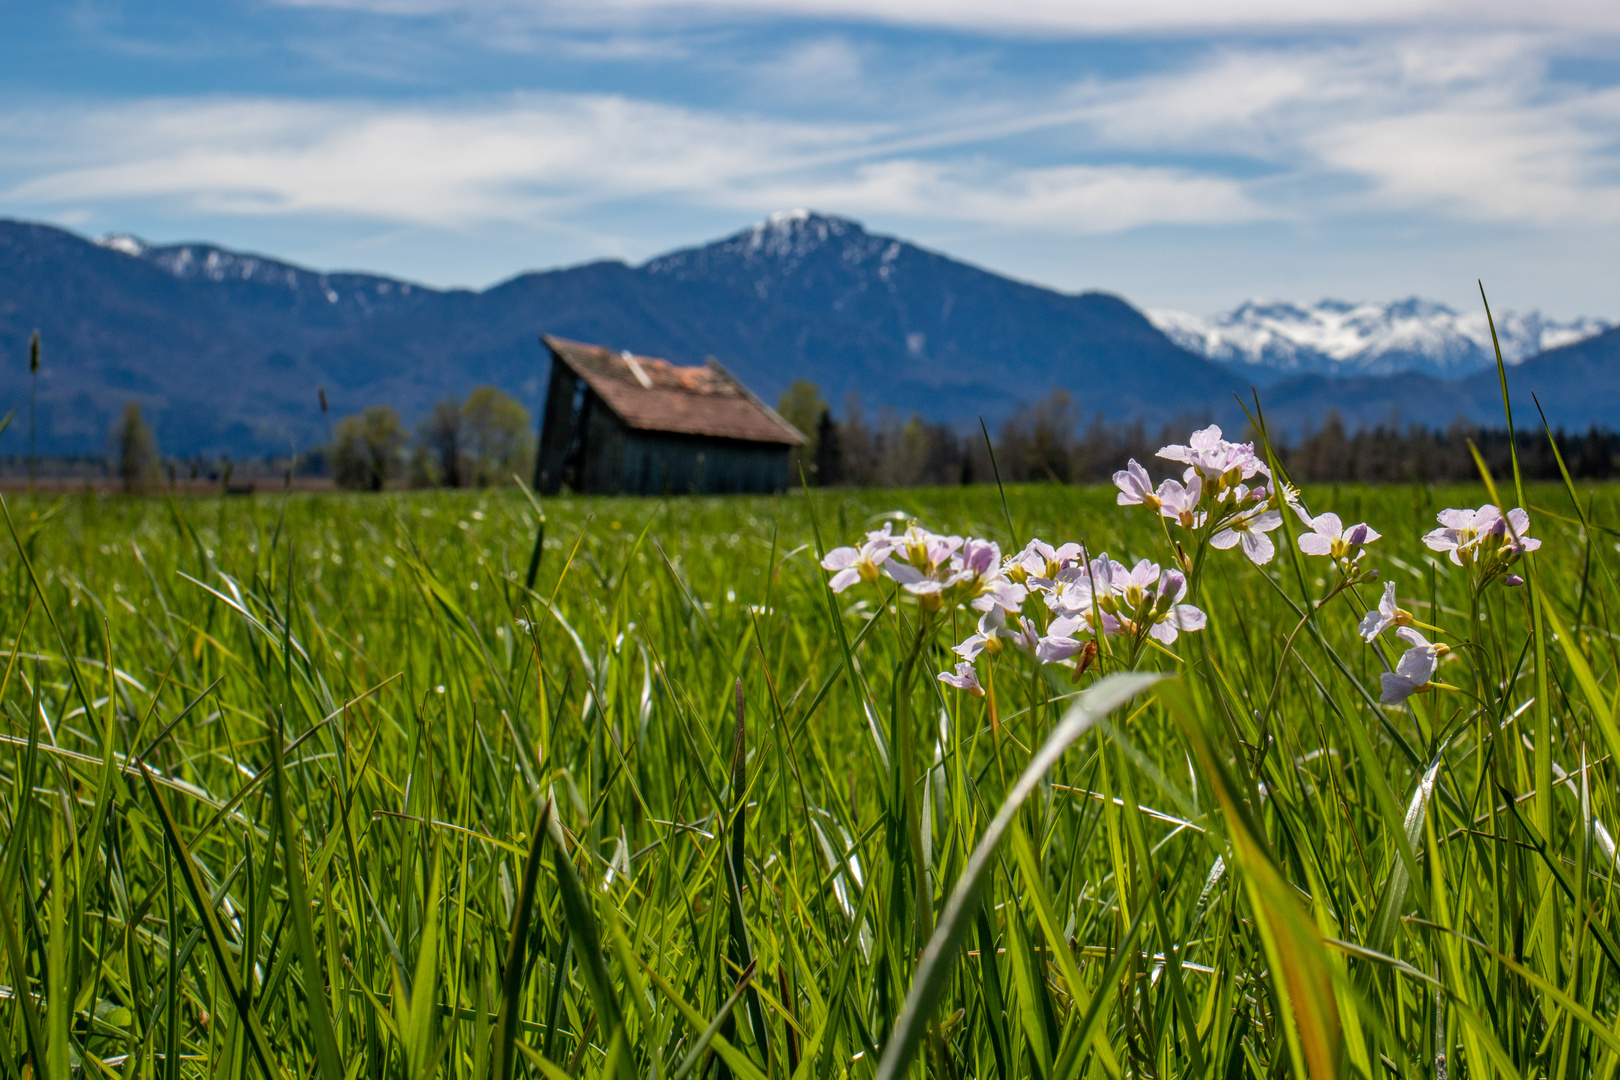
0,94,1267,234
1314,93,1620,221
273,0,1620,36
744,160,1265,230
5,34,1620,244
0,96,868,225
1039,35,1620,225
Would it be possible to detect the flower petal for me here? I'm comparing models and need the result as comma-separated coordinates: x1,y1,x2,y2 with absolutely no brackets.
1394,625,1430,649
1169,604,1207,631
938,663,984,696
885,561,925,585
1036,636,1086,663
1395,645,1438,684
1379,673,1419,705
1240,531,1276,565
1422,528,1456,551
1149,622,1179,644
1298,534,1334,556
820,546,859,571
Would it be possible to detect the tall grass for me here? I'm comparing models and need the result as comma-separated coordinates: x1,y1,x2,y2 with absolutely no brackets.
0,471,1616,1078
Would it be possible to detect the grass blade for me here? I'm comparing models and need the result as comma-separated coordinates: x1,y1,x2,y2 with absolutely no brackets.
269,715,343,1080
493,797,555,1080
137,761,286,1080
874,671,1165,1080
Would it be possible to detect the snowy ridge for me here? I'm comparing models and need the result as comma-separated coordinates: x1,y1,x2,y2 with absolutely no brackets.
643,210,906,301
1150,298,1610,379
94,232,421,308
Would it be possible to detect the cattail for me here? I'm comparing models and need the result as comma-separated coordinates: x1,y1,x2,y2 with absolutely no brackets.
28,330,39,493
318,386,329,414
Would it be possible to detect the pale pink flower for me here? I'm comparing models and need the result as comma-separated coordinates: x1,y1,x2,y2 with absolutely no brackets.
821,524,897,593
1358,582,1412,641
1423,504,1540,565
1044,555,1125,619
953,607,1038,661
1113,459,1160,508
1297,512,1381,560
1158,425,1269,483
1012,539,1085,585
1156,473,1204,528
1211,509,1283,565
1036,614,1092,661
1145,571,1207,644
1379,627,1446,705
938,662,984,696
1485,506,1542,557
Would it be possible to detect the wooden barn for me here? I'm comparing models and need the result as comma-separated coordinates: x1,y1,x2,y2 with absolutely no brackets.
534,335,808,496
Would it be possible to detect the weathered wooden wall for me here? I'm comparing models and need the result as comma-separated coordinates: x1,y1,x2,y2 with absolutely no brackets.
613,429,791,495
534,360,583,494
534,348,793,495
536,377,792,495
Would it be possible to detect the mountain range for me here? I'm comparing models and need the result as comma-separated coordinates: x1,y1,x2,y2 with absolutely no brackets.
1,209,1617,458
1150,298,1609,381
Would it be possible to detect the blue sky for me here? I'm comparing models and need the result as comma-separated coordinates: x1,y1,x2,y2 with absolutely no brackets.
3,1,1619,317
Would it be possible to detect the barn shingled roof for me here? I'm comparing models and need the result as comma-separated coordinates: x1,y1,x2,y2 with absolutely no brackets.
543,336,808,446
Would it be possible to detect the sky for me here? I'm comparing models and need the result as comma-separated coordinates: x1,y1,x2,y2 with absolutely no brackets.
2,2,1619,317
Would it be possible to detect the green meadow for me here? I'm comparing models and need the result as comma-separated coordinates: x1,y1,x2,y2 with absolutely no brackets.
1,476,1617,1079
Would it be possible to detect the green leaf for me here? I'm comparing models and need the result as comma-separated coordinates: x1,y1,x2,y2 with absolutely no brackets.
138,761,287,1080
874,672,1165,1080
269,717,344,1080
492,797,554,1080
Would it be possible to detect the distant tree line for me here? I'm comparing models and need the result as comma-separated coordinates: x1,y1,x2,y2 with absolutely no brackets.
12,374,1614,495
320,385,536,491
22,384,536,494
776,381,1619,488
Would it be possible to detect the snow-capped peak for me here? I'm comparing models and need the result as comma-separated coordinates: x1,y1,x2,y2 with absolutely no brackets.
1150,297,1610,379
97,233,148,258
742,209,863,259
642,210,893,299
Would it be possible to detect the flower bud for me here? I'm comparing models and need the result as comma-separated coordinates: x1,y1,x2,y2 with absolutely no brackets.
1504,574,1525,587
1072,639,1098,681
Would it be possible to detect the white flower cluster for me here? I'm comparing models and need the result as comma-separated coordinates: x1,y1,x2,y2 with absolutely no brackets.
820,425,1548,711
1114,425,1286,563
1115,424,1390,578
1423,503,1540,587
937,543,1212,691
1360,502,1541,705
821,523,1026,615
821,521,1210,697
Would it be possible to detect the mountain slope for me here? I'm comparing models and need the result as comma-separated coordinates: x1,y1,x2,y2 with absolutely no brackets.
1151,297,1609,381
0,212,1241,456
4,211,1617,459
1230,325,1620,435
643,210,1238,420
